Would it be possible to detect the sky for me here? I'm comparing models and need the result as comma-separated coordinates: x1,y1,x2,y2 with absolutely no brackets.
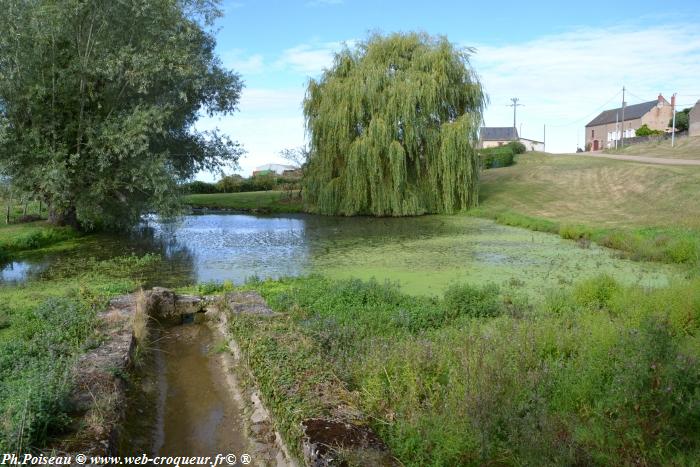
196,0,700,179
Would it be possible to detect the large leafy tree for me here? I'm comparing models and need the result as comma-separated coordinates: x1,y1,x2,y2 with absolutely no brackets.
0,0,243,229
303,32,485,216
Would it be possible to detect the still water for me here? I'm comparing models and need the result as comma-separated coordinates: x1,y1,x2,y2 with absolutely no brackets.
1,213,681,295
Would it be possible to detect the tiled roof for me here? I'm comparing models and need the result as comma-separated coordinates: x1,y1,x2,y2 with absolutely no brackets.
480,127,519,141
586,100,659,127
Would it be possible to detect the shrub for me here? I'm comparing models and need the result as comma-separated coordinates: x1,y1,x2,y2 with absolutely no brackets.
480,147,515,169
559,224,593,240
506,140,527,154
183,180,219,194
442,283,502,318
573,274,620,310
665,237,698,264
635,124,664,137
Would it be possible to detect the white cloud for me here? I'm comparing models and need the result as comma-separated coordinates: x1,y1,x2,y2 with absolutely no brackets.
223,49,265,75
276,41,353,76
239,88,304,112
198,21,700,181
196,88,308,178
470,23,700,152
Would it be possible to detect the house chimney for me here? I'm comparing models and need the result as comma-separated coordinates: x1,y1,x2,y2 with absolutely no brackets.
671,94,676,107
658,93,664,104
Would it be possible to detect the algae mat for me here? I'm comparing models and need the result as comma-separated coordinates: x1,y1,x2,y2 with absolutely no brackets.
309,216,682,297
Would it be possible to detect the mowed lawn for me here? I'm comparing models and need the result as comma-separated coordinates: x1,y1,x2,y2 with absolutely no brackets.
479,152,700,229
183,190,303,213
604,135,700,160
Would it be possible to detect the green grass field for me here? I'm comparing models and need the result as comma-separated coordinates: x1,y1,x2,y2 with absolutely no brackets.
475,152,700,265
479,152,700,228
604,135,700,159
183,191,304,213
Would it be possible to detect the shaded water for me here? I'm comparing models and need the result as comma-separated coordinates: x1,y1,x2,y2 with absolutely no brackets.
1,213,682,295
154,324,248,456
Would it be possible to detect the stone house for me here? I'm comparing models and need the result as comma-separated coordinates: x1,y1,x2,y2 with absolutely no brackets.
585,94,673,151
479,127,544,151
690,100,700,137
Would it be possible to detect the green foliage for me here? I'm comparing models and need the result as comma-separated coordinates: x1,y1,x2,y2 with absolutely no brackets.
635,124,664,137
470,208,560,234
184,174,301,195
442,283,502,318
184,181,219,194
0,0,243,229
303,32,485,216
183,191,304,213
669,108,691,132
479,146,515,169
0,251,158,451
573,274,620,309
475,208,700,266
506,140,527,154
215,174,244,193
231,275,700,465
0,222,79,262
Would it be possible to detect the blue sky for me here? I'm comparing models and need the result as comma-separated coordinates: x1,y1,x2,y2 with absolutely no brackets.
197,0,700,178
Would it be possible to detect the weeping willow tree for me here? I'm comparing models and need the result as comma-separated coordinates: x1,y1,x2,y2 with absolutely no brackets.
303,32,486,216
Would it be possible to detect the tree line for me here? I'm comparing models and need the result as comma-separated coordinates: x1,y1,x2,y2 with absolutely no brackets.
1,2,485,227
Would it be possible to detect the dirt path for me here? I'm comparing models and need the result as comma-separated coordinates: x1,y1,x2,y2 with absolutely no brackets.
563,152,700,166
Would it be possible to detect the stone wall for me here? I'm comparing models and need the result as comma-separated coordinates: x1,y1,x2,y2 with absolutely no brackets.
690,100,700,137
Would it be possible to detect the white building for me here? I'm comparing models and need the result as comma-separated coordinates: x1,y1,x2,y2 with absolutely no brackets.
479,127,544,151
252,163,298,176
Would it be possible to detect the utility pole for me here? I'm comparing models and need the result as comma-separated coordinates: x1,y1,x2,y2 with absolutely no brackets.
543,124,546,152
620,86,626,148
508,98,523,134
615,111,619,150
671,93,677,147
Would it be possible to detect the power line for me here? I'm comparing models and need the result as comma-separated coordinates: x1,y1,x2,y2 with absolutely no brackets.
547,89,622,128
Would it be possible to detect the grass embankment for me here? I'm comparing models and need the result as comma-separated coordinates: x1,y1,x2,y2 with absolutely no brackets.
604,135,700,159
183,191,304,213
0,221,80,261
476,152,700,265
218,275,700,465
0,220,159,451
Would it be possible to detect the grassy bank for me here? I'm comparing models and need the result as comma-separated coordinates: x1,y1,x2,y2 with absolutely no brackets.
0,222,158,451
222,275,700,465
604,135,700,160
183,191,304,213
0,221,80,261
477,152,700,265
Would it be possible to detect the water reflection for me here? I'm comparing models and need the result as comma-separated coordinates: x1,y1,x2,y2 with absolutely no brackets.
1,260,49,283
148,214,310,284
1,213,679,294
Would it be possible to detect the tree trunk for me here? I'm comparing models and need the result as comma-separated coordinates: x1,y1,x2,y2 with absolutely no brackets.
48,205,80,230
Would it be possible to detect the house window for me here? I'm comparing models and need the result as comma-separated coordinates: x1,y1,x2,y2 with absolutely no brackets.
591,129,595,138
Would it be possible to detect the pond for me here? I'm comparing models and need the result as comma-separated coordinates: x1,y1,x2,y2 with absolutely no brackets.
1,213,683,296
